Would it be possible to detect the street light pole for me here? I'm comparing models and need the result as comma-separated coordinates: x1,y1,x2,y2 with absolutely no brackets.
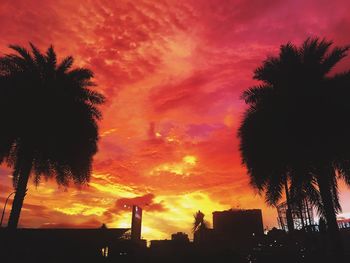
0,191,16,227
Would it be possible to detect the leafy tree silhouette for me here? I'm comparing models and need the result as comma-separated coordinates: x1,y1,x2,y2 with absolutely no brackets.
193,210,208,233
193,210,209,245
0,43,105,228
238,37,350,258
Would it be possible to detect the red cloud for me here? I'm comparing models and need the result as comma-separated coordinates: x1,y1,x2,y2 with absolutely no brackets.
112,193,167,213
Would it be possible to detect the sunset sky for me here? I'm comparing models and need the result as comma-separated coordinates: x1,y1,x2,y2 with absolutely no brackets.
1,0,350,241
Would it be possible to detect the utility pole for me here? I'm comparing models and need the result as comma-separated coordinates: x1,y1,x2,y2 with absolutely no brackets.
0,191,16,227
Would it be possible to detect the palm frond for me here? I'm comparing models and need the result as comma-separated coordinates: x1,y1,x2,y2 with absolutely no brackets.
241,85,273,105
0,43,105,188
322,45,350,74
29,42,46,66
57,56,74,73
45,45,57,69
8,45,33,63
68,68,94,82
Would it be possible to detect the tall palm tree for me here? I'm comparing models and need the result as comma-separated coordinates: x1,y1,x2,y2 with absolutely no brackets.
238,38,350,255
0,44,105,228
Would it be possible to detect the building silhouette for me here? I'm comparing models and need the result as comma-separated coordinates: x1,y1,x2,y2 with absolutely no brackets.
131,205,142,240
213,209,264,238
1,206,147,262
193,208,264,252
276,199,315,232
1,226,132,262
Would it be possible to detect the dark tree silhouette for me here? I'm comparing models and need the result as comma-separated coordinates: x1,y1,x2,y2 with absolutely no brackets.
192,210,208,233
0,44,105,228
193,210,209,244
238,38,350,256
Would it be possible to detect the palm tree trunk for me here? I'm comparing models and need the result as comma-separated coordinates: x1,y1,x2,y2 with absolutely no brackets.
298,202,305,229
316,166,343,258
304,199,312,225
7,160,32,229
284,179,294,232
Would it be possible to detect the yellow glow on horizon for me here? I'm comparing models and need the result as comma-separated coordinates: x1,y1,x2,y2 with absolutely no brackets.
141,225,167,240
110,212,132,229
54,203,106,216
183,155,197,165
103,191,228,241
151,163,184,175
149,155,197,176
89,182,136,197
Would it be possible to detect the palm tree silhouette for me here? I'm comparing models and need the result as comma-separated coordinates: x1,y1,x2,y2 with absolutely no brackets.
238,38,350,256
193,210,208,233
0,44,105,228
193,210,209,244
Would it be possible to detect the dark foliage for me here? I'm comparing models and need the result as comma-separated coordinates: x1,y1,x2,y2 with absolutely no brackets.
0,43,105,227
238,38,350,257
239,37,350,210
